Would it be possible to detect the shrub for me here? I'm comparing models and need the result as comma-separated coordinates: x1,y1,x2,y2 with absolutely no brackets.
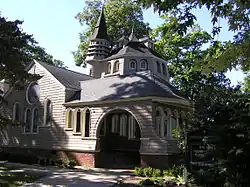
134,167,144,177
152,168,164,177
68,159,77,168
143,167,154,177
138,178,155,185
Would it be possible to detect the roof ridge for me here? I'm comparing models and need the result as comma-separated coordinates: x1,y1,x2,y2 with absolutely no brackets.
37,60,93,78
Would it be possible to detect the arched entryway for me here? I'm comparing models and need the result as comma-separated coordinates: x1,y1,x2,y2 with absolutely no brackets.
96,109,141,169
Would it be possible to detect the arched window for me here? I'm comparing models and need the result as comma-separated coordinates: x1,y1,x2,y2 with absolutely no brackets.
32,108,39,133
156,107,163,136
163,109,171,137
84,109,90,137
111,114,119,133
120,114,127,136
130,59,137,70
113,61,119,73
171,110,179,138
13,102,20,121
156,61,161,73
66,109,73,128
140,59,148,70
24,109,31,133
106,62,111,74
76,109,81,133
44,99,52,126
162,63,167,75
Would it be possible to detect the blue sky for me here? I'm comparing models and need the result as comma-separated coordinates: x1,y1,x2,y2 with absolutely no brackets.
1,0,245,85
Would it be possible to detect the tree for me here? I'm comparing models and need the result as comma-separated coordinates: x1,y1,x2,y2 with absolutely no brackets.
73,0,150,67
151,13,250,186
0,15,66,127
138,0,250,74
151,14,231,102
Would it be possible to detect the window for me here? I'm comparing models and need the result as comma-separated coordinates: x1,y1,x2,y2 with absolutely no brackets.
44,99,52,126
76,110,81,133
163,110,170,137
113,61,119,73
156,61,161,73
129,59,137,70
111,114,119,133
156,108,163,136
128,115,135,139
66,109,73,128
106,62,111,74
13,102,20,121
179,111,186,128
171,110,179,138
24,109,31,133
140,59,148,70
26,82,40,104
162,63,167,75
84,109,90,137
32,108,39,133
120,114,127,136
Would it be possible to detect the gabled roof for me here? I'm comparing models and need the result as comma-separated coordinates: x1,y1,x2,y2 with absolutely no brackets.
91,7,109,40
106,41,164,60
37,61,93,90
77,72,186,103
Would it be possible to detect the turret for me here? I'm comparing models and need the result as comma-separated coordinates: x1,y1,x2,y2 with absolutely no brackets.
86,7,111,62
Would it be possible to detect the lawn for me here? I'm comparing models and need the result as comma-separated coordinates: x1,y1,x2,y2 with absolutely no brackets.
0,165,45,187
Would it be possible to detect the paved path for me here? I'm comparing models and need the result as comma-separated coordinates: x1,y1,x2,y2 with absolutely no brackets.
0,162,133,187
25,168,131,187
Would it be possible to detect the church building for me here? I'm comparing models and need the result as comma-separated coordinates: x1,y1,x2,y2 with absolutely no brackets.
0,9,192,169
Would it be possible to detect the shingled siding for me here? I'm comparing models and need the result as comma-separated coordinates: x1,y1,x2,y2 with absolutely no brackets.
0,62,66,149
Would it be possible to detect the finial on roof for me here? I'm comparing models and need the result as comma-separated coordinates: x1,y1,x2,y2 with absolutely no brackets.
129,22,138,42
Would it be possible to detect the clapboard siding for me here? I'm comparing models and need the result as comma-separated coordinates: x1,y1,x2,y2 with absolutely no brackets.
0,62,66,150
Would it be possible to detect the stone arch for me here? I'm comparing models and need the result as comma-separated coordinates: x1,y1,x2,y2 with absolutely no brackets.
95,107,143,138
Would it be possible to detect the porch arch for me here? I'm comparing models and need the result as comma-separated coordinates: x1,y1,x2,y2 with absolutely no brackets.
95,107,143,138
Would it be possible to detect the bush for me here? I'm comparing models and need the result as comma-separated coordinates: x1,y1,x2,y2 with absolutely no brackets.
68,159,77,168
152,169,164,177
134,167,144,177
143,167,154,177
138,178,155,185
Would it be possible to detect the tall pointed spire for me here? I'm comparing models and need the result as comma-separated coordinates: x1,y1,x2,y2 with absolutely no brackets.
91,6,109,40
129,22,138,42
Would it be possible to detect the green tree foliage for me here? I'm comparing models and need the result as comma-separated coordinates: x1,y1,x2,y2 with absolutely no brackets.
138,0,250,75
186,86,250,186
73,0,150,67
151,15,231,102
0,16,66,126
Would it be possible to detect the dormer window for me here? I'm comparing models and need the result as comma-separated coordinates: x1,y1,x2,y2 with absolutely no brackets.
140,59,148,70
162,63,167,75
106,62,111,74
130,59,137,70
113,61,119,73
156,61,161,73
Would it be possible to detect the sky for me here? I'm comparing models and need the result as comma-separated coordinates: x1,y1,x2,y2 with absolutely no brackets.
1,0,246,85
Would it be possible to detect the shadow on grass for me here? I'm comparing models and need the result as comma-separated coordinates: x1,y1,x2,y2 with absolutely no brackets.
0,165,45,187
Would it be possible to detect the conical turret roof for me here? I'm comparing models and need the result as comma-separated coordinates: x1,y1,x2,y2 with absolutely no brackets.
91,7,109,40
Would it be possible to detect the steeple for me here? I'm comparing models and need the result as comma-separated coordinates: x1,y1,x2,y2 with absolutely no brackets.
86,6,111,63
91,6,109,40
128,23,138,42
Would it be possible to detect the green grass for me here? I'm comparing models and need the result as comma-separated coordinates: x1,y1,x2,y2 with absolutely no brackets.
0,166,44,187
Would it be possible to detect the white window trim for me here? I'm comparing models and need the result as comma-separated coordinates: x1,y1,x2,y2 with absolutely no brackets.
128,115,135,139
23,108,39,134
111,114,119,133
74,108,82,133
140,60,148,70
129,60,137,70
113,61,120,73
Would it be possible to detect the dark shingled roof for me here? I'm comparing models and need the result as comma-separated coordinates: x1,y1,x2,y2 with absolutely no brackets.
38,61,93,90
91,8,109,40
78,72,185,102
106,41,164,60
